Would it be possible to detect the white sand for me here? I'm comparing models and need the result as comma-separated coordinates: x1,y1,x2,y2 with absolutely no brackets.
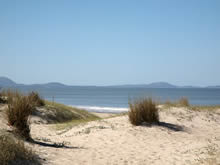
29,107,220,165
1,105,220,164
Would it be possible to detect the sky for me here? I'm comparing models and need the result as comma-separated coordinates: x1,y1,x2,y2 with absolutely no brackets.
0,0,219,86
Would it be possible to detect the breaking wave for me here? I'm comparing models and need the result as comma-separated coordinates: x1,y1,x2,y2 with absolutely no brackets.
69,105,128,113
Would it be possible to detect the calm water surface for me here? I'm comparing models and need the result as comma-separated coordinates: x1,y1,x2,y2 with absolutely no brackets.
16,87,220,113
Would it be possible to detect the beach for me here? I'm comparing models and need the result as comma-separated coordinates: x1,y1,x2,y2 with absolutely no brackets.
1,102,220,165
27,106,220,165
1,0,219,164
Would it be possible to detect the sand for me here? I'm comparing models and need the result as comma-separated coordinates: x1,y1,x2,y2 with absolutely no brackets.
1,105,220,165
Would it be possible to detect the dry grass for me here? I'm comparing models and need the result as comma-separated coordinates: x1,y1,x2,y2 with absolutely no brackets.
6,92,34,140
3,90,46,140
190,105,220,112
128,98,159,126
0,134,41,165
163,97,220,112
0,90,21,104
164,97,190,108
178,97,189,106
28,92,45,107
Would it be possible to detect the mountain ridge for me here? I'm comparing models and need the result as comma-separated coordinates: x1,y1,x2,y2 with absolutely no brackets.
0,76,219,89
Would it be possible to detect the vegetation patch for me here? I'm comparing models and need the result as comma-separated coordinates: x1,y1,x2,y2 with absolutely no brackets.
164,97,190,108
39,101,100,130
28,92,45,107
6,91,34,140
128,98,159,126
44,101,100,123
190,105,220,112
0,134,41,165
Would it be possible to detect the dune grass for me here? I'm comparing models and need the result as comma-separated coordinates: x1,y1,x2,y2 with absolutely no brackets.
6,91,34,140
128,98,159,126
28,92,45,107
163,97,190,108
44,101,100,130
0,134,41,165
0,90,21,104
190,105,220,111
162,97,220,112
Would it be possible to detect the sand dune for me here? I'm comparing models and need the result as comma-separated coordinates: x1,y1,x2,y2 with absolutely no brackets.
26,107,220,165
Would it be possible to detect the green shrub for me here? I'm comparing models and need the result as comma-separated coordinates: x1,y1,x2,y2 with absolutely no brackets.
128,98,159,126
6,92,34,140
0,134,40,165
28,92,45,107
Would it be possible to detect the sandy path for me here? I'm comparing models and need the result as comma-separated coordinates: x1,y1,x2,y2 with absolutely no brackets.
29,107,220,165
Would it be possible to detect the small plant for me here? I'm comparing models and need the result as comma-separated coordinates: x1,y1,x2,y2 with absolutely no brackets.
0,134,40,165
164,97,190,107
28,91,45,107
178,97,189,107
6,91,34,140
128,98,159,126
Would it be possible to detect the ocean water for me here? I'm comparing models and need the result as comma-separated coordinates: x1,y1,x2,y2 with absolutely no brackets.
16,87,220,113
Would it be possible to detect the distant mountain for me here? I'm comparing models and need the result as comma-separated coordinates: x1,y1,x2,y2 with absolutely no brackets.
110,82,177,88
0,77,17,87
146,82,177,88
42,82,67,88
0,76,219,89
0,77,68,89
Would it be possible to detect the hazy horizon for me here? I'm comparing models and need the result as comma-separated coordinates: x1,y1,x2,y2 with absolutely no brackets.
1,1,219,86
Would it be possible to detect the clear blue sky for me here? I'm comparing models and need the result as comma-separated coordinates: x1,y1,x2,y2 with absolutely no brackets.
0,0,219,86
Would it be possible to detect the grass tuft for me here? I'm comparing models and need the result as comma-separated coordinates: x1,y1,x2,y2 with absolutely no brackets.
164,97,190,108
28,92,45,107
178,97,189,107
6,91,34,140
0,90,21,104
0,134,41,165
128,98,159,126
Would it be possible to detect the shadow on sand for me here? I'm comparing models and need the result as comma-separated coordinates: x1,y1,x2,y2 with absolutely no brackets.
157,122,185,132
29,139,84,149
141,121,186,132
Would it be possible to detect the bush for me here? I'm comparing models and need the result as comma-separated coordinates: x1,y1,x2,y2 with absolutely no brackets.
6,92,34,140
0,134,40,165
28,92,45,107
128,98,159,126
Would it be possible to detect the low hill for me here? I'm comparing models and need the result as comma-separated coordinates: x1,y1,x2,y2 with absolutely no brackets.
0,77,17,87
0,76,220,89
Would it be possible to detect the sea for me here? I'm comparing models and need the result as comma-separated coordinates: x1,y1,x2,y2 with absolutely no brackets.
15,87,220,113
